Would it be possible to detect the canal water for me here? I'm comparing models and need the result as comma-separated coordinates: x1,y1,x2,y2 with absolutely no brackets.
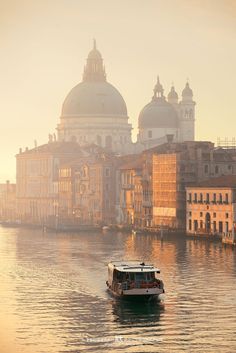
0,227,236,353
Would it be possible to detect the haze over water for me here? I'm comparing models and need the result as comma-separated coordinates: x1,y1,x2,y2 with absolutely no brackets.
0,227,236,352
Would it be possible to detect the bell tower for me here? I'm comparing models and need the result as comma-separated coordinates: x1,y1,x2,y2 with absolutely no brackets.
179,82,196,141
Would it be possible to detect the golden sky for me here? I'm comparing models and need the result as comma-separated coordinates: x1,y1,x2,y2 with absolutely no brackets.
0,0,236,181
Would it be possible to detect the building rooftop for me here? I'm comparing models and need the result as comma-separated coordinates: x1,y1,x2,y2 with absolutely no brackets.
143,141,214,155
189,175,236,188
17,141,83,155
119,156,143,170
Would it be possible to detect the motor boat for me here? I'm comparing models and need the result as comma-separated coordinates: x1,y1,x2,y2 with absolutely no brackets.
106,261,165,301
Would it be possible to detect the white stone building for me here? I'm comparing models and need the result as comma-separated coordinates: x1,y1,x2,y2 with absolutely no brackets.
137,77,195,151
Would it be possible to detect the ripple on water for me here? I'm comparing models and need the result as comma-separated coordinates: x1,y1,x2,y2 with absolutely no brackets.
0,228,236,353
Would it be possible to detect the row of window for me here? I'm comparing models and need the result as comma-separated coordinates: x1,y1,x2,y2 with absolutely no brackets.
189,219,229,233
189,211,229,218
188,192,229,204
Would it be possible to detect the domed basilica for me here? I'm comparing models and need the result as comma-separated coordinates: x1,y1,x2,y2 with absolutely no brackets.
57,41,195,154
137,77,195,150
57,40,132,154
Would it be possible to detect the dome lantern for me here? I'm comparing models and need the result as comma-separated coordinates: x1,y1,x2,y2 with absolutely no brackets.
153,76,164,99
83,40,106,82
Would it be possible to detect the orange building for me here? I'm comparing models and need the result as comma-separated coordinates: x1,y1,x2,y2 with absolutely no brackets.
186,176,236,238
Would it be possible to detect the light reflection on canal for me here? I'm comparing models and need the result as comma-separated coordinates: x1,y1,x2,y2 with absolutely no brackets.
0,226,236,352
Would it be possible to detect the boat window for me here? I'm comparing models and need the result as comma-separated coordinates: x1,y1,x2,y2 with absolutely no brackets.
129,273,135,281
135,272,147,281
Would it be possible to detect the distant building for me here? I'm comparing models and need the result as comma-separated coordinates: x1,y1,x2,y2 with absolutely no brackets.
16,141,84,225
186,176,236,237
0,181,16,221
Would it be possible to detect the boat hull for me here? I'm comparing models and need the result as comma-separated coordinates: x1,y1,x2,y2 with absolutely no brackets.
107,286,165,302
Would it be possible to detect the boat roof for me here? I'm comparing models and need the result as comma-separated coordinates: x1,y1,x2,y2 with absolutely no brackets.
108,261,160,273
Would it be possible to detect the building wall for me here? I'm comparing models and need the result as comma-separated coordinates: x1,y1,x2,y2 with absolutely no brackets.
58,156,117,226
57,116,132,155
16,153,57,224
0,181,16,221
152,153,179,228
186,187,236,235
16,142,82,225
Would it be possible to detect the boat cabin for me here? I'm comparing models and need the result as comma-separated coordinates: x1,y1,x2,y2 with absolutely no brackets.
107,261,163,290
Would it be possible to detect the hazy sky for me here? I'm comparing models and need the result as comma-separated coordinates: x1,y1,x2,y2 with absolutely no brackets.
0,0,236,181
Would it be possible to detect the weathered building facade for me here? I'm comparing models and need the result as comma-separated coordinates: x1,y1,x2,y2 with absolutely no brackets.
16,141,84,225
0,181,16,221
58,151,118,226
186,176,236,237
120,141,236,230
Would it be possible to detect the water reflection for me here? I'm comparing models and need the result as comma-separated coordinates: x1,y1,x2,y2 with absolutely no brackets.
112,298,164,325
1,227,236,353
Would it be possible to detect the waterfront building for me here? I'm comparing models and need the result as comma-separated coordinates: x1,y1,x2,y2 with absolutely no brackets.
57,40,132,154
145,141,236,229
16,141,83,225
137,78,196,151
119,158,143,227
186,176,236,237
0,181,16,221
135,141,236,229
58,148,118,226
119,141,236,230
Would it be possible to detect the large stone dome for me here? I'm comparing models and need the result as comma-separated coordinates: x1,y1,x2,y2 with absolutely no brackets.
139,96,178,129
61,81,127,117
57,41,132,155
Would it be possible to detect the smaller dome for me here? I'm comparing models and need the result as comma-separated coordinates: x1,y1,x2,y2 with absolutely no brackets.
139,78,178,129
139,96,178,129
168,86,178,100
182,82,193,98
